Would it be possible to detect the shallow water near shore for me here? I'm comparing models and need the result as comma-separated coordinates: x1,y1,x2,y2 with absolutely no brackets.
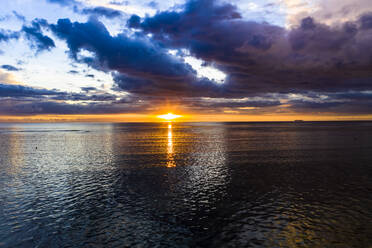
0,122,371,247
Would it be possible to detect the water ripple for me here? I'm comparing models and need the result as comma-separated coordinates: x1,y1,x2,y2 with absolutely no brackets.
0,122,371,247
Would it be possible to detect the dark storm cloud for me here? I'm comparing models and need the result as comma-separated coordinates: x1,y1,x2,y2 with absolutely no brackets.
0,83,63,98
0,85,146,115
180,94,285,113
0,82,139,115
128,0,372,95
289,98,372,115
51,92,118,101
50,18,193,77
285,91,372,114
331,91,372,101
49,17,225,97
0,83,119,103
0,100,140,115
7,0,371,115
1,65,21,71
22,19,55,52
359,12,372,29
195,99,282,109
112,73,153,91
112,72,225,97
44,0,372,98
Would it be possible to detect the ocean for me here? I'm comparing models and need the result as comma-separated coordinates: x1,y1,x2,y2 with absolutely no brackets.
0,122,371,247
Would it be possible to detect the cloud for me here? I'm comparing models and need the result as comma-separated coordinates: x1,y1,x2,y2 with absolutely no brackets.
50,18,193,76
0,83,63,98
148,1,158,8
81,86,97,92
126,0,372,96
189,97,282,111
0,11,26,23
0,82,119,102
46,0,124,19
12,11,26,22
80,6,123,19
0,82,142,115
0,88,145,116
49,17,224,97
282,0,372,26
359,13,372,30
0,100,132,115
46,0,80,7
2,0,370,116
22,19,55,52
0,29,20,42
51,92,118,101
1,65,21,71
109,1,129,6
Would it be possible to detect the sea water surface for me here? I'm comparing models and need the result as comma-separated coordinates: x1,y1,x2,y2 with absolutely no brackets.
0,122,371,247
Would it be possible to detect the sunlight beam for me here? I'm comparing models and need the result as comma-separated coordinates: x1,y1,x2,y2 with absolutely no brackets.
157,113,182,121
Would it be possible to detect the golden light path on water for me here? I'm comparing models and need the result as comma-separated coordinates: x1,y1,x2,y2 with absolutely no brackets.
167,123,176,167
156,113,181,167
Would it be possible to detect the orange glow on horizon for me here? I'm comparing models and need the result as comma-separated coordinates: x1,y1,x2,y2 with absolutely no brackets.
0,113,372,123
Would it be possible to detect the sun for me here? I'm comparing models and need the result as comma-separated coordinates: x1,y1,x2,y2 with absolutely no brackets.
157,113,182,121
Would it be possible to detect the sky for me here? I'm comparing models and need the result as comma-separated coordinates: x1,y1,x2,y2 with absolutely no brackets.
0,0,372,122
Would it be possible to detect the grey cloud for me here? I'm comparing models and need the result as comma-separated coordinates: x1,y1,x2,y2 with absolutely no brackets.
1,65,21,71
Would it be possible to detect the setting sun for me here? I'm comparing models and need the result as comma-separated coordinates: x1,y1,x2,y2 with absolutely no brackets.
157,113,182,121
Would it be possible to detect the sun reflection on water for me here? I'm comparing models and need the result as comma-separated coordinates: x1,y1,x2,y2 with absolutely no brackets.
166,123,176,167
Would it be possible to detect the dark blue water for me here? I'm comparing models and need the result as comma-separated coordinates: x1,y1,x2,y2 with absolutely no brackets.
0,122,371,247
